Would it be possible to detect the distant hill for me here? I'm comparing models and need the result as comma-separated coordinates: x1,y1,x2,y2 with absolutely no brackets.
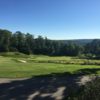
56,39,94,45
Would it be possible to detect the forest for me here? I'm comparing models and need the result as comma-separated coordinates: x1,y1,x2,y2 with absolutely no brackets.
0,29,100,58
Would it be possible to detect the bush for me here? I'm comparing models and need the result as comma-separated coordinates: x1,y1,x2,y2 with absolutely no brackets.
69,77,100,100
79,77,100,100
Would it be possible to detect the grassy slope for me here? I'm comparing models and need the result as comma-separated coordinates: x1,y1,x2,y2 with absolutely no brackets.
0,52,100,78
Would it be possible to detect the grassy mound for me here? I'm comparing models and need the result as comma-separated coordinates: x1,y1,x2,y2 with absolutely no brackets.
0,52,29,58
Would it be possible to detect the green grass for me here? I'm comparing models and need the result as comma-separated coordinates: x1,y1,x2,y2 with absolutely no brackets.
0,52,100,78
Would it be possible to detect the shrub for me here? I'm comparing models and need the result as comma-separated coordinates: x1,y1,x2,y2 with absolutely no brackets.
78,77,100,100
69,77,100,100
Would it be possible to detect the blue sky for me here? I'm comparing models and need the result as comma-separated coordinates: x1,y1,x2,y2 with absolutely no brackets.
0,0,100,39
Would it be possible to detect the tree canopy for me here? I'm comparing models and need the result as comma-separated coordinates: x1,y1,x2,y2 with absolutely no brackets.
0,29,100,57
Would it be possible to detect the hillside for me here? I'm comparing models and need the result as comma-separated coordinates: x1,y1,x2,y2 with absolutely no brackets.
57,39,94,45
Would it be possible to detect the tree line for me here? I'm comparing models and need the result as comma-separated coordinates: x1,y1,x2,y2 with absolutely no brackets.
0,29,100,57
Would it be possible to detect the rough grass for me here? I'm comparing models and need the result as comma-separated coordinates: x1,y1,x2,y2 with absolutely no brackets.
0,52,100,78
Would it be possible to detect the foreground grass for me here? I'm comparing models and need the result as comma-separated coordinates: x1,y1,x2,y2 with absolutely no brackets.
0,52,100,78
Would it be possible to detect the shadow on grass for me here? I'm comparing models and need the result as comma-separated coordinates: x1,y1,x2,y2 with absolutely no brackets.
0,68,100,100
75,68,100,75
